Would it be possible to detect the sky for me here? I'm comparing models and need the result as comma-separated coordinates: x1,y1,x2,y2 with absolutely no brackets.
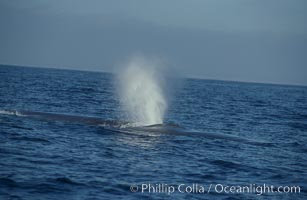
0,0,306,85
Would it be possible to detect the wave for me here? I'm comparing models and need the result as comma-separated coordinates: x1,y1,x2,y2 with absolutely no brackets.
0,177,18,187
54,177,84,186
0,110,25,116
10,136,50,143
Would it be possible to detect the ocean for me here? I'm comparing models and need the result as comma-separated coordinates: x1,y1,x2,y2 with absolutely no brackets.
0,65,306,199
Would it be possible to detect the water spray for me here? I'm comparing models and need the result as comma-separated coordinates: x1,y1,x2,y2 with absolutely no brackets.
117,57,167,126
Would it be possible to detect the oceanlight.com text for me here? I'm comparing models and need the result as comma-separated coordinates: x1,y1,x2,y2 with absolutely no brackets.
130,183,301,196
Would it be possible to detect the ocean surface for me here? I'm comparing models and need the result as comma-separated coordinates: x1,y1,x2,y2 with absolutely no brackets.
0,65,306,199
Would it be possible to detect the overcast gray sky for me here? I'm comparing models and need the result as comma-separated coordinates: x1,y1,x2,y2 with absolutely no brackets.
0,0,306,85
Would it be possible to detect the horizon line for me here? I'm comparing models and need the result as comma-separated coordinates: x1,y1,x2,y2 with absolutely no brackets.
1,63,306,88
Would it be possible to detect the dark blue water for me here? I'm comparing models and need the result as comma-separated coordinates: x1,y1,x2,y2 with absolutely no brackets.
0,65,306,199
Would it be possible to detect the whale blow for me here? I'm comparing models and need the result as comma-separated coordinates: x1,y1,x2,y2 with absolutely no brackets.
117,57,167,126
